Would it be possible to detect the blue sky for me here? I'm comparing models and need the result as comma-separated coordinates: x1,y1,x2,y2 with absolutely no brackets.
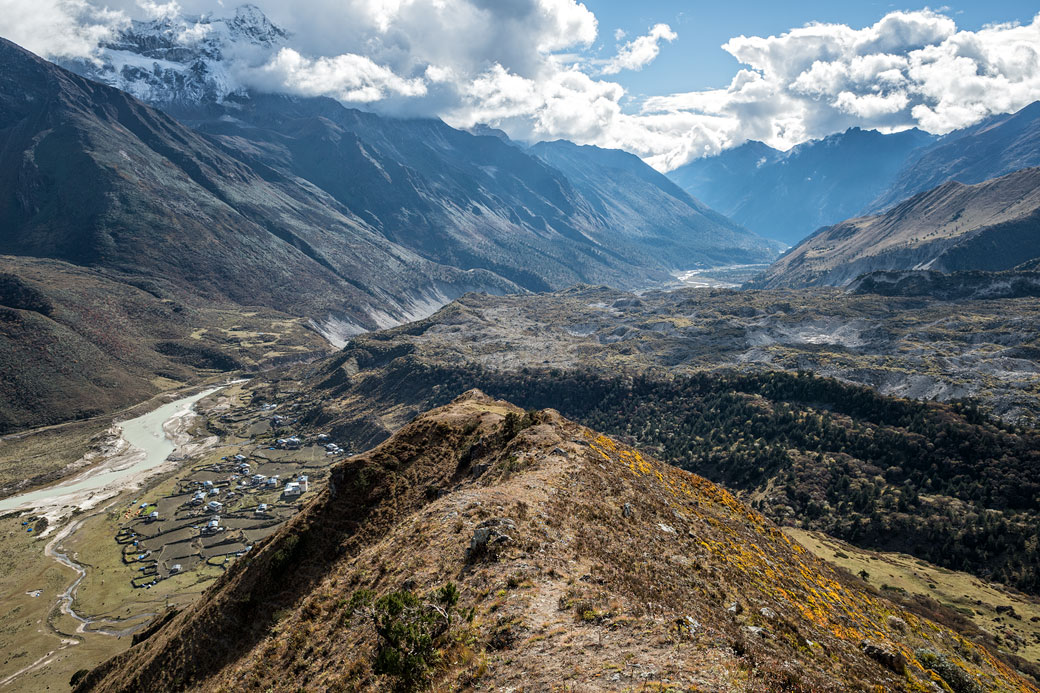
3,0,1040,169
588,1,1040,97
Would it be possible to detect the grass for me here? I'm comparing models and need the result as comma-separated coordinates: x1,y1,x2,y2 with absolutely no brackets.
787,528,1040,664
0,418,108,496
0,514,127,691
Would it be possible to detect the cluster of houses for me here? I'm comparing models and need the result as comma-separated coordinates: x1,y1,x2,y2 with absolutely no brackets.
282,475,309,498
119,414,336,590
202,516,223,535
275,436,301,449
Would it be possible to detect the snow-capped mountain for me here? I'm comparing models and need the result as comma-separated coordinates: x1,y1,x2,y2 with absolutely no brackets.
46,5,781,299
61,4,286,108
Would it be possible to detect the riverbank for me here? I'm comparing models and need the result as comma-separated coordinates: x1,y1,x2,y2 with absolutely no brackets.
0,387,225,527
0,386,230,690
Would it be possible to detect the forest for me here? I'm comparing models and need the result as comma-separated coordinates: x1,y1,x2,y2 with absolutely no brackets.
321,348,1040,595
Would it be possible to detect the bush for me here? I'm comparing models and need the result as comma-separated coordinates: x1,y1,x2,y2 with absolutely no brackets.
915,649,984,693
371,583,461,691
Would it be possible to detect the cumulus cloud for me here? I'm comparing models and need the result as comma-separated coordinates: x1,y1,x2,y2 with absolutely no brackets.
1,1,1039,172
602,23,676,74
254,48,427,103
0,0,127,58
643,10,1040,158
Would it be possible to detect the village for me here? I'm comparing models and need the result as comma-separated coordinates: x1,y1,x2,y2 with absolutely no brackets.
112,395,346,590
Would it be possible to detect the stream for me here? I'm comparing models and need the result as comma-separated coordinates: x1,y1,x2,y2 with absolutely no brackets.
0,387,221,515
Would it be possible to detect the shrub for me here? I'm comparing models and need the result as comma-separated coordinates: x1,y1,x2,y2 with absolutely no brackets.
915,650,984,693
371,583,461,691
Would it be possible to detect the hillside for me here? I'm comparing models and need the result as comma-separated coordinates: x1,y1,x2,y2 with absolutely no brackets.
0,38,512,328
261,286,1040,597
753,167,1040,289
849,269,1040,300
667,127,936,245
191,96,777,293
871,101,1040,212
530,140,782,266
0,256,331,433
77,392,1039,692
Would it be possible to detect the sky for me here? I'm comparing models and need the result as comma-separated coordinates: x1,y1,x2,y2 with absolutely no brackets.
588,2,1040,93
1,0,1039,171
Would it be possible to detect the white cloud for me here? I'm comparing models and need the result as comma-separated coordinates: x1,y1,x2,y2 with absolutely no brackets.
136,0,181,19
2,1,1039,173
0,0,127,58
602,23,676,74
643,9,1040,160
253,48,428,102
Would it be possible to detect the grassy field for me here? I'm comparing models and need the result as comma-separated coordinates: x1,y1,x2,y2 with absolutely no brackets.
0,513,126,691
788,528,1040,664
0,419,109,498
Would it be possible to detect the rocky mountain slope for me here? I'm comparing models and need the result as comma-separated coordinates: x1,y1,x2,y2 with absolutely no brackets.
754,167,1040,289
849,268,1040,301
668,127,936,245
190,95,778,293
530,140,781,266
270,285,1040,598
0,37,513,328
870,101,1040,212
76,391,1040,691
0,36,522,429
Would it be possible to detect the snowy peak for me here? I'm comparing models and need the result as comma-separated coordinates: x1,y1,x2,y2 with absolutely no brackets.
224,4,290,46
60,4,287,107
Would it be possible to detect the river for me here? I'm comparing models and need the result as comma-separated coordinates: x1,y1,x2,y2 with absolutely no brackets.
0,387,221,515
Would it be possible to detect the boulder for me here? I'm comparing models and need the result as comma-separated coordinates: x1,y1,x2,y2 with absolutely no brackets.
468,518,516,558
861,639,906,674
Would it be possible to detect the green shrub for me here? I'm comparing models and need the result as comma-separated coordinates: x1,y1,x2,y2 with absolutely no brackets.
915,649,984,693
371,583,461,691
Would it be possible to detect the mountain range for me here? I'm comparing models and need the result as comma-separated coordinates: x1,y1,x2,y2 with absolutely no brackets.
754,166,1040,289
0,18,780,431
53,5,779,294
670,102,1040,245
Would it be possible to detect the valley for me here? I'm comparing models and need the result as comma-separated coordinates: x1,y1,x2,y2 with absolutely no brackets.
3,283,1040,690
0,3,1039,689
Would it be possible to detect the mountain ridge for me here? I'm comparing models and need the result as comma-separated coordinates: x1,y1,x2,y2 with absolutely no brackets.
753,166,1040,289
53,4,781,285
668,127,937,245
74,390,1040,692
870,101,1040,212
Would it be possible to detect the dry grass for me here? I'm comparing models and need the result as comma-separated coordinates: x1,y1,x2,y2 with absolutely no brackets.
78,392,1040,693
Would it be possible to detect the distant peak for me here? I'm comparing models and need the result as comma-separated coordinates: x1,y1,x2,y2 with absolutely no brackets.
467,123,511,141
59,3,288,108
226,4,289,45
